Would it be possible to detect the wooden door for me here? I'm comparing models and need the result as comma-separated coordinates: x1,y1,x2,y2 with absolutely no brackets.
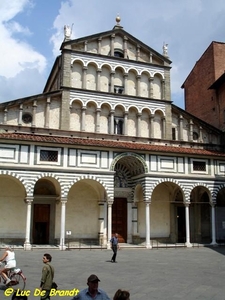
112,198,127,242
33,204,50,244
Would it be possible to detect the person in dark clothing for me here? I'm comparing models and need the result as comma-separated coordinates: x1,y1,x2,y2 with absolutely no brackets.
39,253,54,300
110,233,120,263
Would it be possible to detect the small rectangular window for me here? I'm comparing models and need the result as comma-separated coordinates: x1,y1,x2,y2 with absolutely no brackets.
193,161,206,171
40,150,58,162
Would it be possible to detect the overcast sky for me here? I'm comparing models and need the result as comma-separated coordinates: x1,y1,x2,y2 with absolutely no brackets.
1,0,225,108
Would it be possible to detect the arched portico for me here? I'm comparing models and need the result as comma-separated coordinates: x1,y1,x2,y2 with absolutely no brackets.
32,177,60,245
0,175,26,244
189,186,211,244
111,152,147,244
60,178,109,248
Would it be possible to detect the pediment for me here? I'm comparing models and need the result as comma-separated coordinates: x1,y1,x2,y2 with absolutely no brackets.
61,27,171,66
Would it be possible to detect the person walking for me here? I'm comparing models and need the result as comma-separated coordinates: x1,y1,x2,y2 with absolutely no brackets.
39,253,54,300
71,274,110,300
110,233,120,263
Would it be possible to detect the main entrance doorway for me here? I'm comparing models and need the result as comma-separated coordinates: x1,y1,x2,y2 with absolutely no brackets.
32,204,50,244
112,198,127,242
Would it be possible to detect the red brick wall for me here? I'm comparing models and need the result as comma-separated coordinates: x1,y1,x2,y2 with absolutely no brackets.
184,42,225,129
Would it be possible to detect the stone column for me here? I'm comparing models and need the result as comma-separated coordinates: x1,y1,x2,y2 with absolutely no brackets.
96,108,101,133
45,97,50,128
189,119,193,142
124,74,128,94
18,104,23,125
149,77,154,98
137,113,141,137
84,41,88,52
136,45,140,61
24,196,33,251
110,34,115,56
149,114,154,138
97,37,102,54
145,201,152,249
110,72,115,93
123,36,128,59
97,69,101,91
161,79,165,100
107,200,113,249
103,202,107,246
136,75,141,96
82,67,87,89
59,197,67,250
98,201,105,246
81,106,86,131
185,202,192,247
162,117,166,139
132,202,138,237
114,118,119,134
127,196,133,243
199,126,203,143
32,100,37,127
179,114,183,141
124,112,128,136
3,108,7,124
150,53,153,63
110,110,114,134
210,203,217,246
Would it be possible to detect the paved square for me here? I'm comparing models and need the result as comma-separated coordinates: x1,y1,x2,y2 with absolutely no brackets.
1,246,225,300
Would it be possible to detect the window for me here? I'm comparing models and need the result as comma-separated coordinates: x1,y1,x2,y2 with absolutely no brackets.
114,117,124,134
40,150,58,162
193,161,206,171
172,128,176,140
22,113,32,124
193,131,199,140
114,85,124,94
114,50,124,58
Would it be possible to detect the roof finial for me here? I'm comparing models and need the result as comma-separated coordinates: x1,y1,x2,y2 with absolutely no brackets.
113,14,123,30
116,14,121,25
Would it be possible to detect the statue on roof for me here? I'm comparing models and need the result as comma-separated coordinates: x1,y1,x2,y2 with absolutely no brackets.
163,43,168,57
64,25,72,40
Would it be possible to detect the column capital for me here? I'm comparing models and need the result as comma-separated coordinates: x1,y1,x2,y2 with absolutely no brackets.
24,196,34,204
107,199,114,205
61,197,68,204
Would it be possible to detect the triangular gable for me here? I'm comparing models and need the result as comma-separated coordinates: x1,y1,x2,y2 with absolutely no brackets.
60,27,171,66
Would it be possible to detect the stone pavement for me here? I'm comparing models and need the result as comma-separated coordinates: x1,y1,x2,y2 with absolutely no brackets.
1,246,225,300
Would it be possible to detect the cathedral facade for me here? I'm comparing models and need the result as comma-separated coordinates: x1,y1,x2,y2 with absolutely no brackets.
0,18,225,250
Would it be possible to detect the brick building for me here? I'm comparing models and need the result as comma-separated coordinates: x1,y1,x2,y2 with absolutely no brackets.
182,41,225,130
0,18,225,250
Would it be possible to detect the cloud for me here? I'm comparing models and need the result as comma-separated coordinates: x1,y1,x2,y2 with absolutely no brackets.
0,0,47,102
2,0,225,109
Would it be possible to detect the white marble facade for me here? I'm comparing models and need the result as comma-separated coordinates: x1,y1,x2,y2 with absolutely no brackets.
0,19,225,250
